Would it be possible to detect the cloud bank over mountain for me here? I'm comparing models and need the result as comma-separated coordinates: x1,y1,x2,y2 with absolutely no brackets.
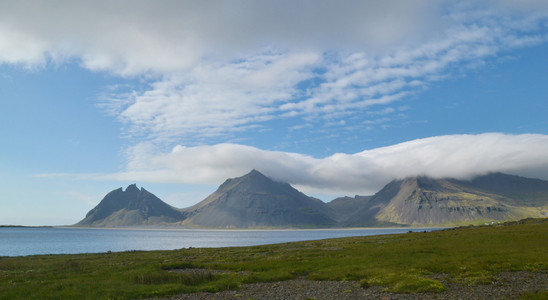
86,133,548,196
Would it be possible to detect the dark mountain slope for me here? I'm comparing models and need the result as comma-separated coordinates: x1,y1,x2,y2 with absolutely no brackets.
344,174,548,227
451,172,548,207
343,178,416,227
181,170,336,228
74,172,548,228
76,184,186,227
327,195,372,222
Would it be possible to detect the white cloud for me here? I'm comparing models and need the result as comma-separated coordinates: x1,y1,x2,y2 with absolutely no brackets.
89,133,548,196
107,3,548,143
3,2,548,193
2,1,547,144
0,1,441,75
116,51,320,143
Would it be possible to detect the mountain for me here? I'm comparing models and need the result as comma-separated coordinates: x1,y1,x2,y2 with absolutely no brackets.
75,172,548,228
327,195,372,222
75,184,186,227
181,170,337,228
450,172,548,207
344,173,548,227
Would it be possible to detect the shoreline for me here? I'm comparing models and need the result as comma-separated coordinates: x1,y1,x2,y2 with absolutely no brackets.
0,225,54,228
35,224,446,232
2,219,546,299
0,226,444,257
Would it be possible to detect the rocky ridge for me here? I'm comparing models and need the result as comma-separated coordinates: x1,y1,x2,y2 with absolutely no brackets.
76,184,185,227
76,171,548,228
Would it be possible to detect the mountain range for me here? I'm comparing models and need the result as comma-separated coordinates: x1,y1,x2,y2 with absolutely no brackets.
75,170,548,228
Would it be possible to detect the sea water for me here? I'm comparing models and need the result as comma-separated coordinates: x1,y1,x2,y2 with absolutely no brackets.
0,227,441,257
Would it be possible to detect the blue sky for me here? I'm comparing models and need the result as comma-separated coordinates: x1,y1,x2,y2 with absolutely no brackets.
1,1,548,225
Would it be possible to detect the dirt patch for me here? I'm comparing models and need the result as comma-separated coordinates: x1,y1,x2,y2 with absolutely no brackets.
152,271,548,300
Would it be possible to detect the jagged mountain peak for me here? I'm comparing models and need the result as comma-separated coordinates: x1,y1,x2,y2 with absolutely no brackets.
125,183,140,192
75,184,186,227
75,172,548,228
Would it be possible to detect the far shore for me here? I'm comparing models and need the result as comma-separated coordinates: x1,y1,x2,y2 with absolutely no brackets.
60,225,446,231
0,225,54,228
0,224,447,232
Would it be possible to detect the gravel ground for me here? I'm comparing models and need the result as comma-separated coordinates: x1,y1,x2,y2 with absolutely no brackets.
152,271,547,300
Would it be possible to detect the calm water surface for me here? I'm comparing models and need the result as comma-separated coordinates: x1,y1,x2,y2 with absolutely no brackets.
0,227,441,257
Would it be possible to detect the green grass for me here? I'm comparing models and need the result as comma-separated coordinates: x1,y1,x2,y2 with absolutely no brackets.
521,291,548,300
1,218,547,299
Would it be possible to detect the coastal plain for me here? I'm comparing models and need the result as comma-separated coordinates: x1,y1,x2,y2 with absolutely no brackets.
1,218,547,299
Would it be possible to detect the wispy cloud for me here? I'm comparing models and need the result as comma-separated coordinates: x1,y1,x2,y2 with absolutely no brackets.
105,3,548,145
3,1,548,184
2,1,547,146
116,52,320,143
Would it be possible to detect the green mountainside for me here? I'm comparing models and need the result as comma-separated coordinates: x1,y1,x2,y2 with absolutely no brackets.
344,174,548,227
451,172,548,207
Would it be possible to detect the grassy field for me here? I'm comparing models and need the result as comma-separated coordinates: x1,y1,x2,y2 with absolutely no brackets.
1,218,547,299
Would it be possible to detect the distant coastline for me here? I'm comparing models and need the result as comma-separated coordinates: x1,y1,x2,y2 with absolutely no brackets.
0,225,53,228
1,226,438,257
